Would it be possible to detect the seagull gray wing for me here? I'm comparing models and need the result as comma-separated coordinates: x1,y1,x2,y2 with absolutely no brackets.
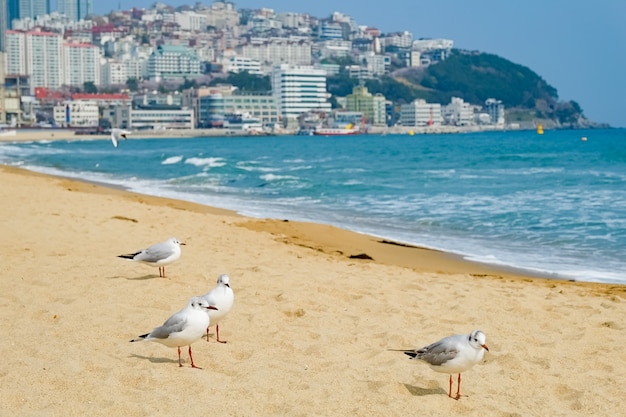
412,339,461,366
149,313,188,340
138,242,174,263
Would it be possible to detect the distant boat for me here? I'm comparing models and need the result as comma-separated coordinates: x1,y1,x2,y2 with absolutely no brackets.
537,124,544,135
313,127,362,136
313,121,365,136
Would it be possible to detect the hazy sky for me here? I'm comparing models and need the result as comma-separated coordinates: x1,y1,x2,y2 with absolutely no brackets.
97,0,625,127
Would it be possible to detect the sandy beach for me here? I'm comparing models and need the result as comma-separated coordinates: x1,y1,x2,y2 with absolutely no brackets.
1,159,625,416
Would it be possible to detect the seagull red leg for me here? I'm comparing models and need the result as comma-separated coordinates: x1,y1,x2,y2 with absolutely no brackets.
189,345,201,369
177,346,183,367
455,373,462,400
206,326,210,342
216,324,227,343
449,375,453,398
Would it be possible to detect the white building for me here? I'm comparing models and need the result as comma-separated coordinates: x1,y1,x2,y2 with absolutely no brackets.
196,1,239,30
400,99,443,127
63,42,101,87
359,52,390,76
221,56,262,75
6,29,63,91
412,38,454,51
101,59,127,86
443,97,474,126
53,100,99,127
276,12,311,30
382,31,413,49
236,37,312,68
147,44,201,80
271,64,331,122
131,108,194,130
485,98,505,125
317,40,351,59
125,58,148,80
174,11,208,32
412,38,454,63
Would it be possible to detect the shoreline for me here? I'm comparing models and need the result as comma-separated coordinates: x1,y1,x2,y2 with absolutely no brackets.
1,165,570,284
2,163,625,416
1,124,608,144
1,132,620,285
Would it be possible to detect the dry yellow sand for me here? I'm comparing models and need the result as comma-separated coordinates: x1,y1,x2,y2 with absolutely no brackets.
1,165,625,416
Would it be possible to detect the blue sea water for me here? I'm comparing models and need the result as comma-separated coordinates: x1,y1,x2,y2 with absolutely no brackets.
2,128,625,284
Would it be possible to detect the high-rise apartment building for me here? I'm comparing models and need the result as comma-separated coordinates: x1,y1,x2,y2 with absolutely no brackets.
6,0,19,27
6,29,62,91
271,64,331,121
63,42,100,86
16,0,50,20
57,0,92,21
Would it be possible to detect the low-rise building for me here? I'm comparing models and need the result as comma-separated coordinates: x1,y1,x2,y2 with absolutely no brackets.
53,101,99,127
197,92,279,128
109,104,195,130
345,85,386,126
485,98,505,125
443,97,474,126
400,99,443,127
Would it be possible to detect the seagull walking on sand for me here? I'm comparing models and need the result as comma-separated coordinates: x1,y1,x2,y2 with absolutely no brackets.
130,296,218,368
111,128,131,148
201,274,234,343
393,330,489,400
118,237,185,278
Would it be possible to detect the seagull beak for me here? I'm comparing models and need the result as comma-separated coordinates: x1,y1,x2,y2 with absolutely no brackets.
482,344,489,352
225,283,230,288
207,305,218,310
180,242,187,246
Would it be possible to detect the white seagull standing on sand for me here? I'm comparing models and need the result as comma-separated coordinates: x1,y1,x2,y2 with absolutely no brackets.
395,330,489,400
130,296,218,368
118,237,185,278
110,128,131,148
201,274,235,343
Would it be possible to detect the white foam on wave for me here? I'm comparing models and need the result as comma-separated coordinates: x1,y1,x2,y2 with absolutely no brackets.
237,162,278,173
185,157,226,168
162,155,183,165
260,173,299,181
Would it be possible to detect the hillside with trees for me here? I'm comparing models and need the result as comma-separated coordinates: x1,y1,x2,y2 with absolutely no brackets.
325,49,597,128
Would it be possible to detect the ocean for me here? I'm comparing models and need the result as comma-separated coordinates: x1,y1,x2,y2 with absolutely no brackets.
2,128,625,284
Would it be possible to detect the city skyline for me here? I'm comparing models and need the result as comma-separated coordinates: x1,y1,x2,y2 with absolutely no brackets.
83,0,625,128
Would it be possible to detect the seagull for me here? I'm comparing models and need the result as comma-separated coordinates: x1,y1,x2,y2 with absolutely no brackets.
111,128,131,148
118,237,185,278
130,296,218,368
201,274,235,343
393,330,489,400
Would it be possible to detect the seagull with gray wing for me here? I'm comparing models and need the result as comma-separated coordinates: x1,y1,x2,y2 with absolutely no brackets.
392,329,489,400
118,237,185,278
130,296,218,368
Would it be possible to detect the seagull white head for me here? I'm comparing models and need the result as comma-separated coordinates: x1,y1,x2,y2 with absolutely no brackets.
190,296,218,312
468,329,489,352
169,237,186,246
217,274,230,288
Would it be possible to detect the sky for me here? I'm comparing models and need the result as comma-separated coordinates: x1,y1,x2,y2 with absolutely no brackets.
94,0,626,127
